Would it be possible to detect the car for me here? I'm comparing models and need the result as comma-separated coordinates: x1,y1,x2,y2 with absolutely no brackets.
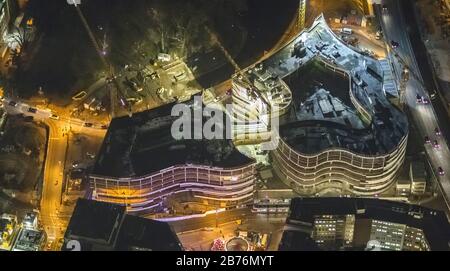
435,128,441,136
126,78,143,92
424,136,430,144
382,4,388,11
50,114,60,120
100,124,109,129
391,40,399,49
71,91,87,101
340,28,353,35
416,94,422,104
106,75,117,84
72,161,79,168
226,89,233,96
416,94,429,104
8,101,17,107
438,167,445,176
433,140,440,149
83,122,93,128
28,107,37,113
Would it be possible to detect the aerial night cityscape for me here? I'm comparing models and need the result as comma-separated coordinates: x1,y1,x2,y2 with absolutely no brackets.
0,0,449,259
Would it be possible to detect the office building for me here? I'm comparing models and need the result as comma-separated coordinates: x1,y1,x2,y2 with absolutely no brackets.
63,199,183,251
279,197,450,251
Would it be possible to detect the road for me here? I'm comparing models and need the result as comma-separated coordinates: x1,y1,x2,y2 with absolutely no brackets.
40,118,66,241
377,0,450,212
1,98,106,243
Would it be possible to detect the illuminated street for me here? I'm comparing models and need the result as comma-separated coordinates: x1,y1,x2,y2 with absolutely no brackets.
377,0,450,210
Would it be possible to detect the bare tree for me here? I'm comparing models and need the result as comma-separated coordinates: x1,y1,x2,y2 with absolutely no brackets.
9,26,34,52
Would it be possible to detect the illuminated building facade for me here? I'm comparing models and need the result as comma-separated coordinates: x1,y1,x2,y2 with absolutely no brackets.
312,214,355,249
280,198,450,251
89,101,256,214
369,220,429,251
90,163,256,214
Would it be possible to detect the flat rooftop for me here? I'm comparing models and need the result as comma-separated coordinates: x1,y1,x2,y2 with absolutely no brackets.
65,198,125,244
116,215,182,251
234,14,408,156
65,199,183,251
92,100,253,178
12,229,45,251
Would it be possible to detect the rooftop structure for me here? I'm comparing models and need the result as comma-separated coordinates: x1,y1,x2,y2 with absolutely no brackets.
225,237,250,251
22,212,39,230
0,214,18,251
410,161,427,196
12,228,46,251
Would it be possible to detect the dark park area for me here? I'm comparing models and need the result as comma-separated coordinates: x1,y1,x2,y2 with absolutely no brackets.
12,0,297,101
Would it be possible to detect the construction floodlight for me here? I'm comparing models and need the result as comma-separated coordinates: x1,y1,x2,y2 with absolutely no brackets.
67,0,81,5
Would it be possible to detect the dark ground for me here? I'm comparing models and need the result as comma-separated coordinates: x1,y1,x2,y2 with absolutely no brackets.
0,116,46,192
285,60,352,110
13,0,298,101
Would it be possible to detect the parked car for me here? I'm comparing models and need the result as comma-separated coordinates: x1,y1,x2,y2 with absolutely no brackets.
391,40,399,49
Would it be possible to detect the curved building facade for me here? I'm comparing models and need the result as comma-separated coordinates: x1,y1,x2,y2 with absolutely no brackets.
89,102,256,214
90,163,256,213
232,15,408,196
272,128,407,196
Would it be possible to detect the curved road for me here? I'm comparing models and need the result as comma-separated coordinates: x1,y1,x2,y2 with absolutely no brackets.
377,0,450,212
